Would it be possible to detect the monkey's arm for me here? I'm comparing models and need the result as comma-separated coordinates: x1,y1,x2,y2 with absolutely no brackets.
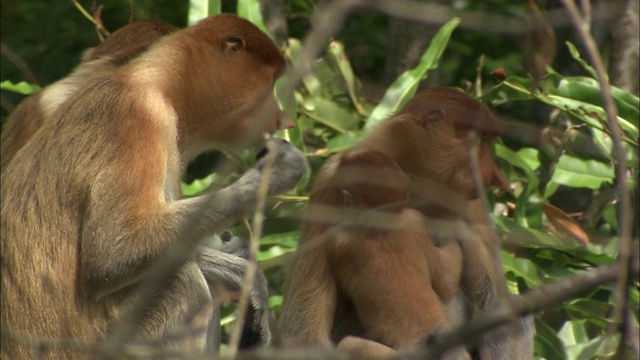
80,138,306,301
279,242,337,348
463,200,535,359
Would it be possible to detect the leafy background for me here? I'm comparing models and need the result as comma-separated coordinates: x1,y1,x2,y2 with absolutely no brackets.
1,0,638,359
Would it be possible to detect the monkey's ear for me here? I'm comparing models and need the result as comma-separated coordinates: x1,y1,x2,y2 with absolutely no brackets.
418,108,446,127
342,189,354,206
222,36,246,56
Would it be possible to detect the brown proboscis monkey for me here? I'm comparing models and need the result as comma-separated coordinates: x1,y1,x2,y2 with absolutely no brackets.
325,149,469,359
1,14,306,359
280,87,534,359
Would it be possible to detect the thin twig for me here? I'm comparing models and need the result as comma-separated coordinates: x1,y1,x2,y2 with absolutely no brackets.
413,263,631,359
227,139,282,357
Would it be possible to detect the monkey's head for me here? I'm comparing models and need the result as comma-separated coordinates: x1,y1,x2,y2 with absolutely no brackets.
334,149,409,210
391,87,509,200
148,14,294,153
83,20,179,65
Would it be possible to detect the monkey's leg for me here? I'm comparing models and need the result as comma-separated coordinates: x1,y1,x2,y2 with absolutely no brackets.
197,245,271,348
337,336,396,359
133,261,212,354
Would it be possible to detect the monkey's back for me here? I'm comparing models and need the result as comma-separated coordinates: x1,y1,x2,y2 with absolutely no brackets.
0,74,204,358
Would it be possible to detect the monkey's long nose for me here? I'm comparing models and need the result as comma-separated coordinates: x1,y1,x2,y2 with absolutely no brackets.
277,111,296,129
491,164,510,192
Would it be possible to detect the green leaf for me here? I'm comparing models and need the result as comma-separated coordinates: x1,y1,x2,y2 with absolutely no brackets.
545,154,614,197
556,76,639,129
565,41,597,79
301,96,360,133
269,294,283,309
327,41,366,115
495,144,540,196
1,80,41,95
364,18,460,132
559,320,612,360
498,217,582,250
237,0,269,35
187,0,221,25
180,173,216,196
565,299,611,328
501,253,542,287
259,231,300,248
534,319,567,360
326,131,361,153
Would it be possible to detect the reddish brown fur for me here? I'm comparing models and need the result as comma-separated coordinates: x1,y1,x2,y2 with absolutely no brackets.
1,15,305,359
280,87,533,359
0,20,179,171
324,150,464,350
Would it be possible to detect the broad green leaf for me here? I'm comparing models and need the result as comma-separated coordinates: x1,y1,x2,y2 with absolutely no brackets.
516,147,541,170
1,80,41,95
498,217,582,250
559,320,612,360
257,245,292,261
364,18,460,132
546,95,639,144
301,96,360,133
558,319,589,345
326,131,361,153
180,173,216,196
534,319,567,360
259,231,300,248
501,254,542,287
565,299,611,328
495,143,539,195
544,154,614,198
187,0,220,25
487,77,639,145
258,250,294,270
556,77,639,128
237,0,269,35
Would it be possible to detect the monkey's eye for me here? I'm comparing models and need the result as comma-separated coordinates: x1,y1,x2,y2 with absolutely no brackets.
222,36,246,55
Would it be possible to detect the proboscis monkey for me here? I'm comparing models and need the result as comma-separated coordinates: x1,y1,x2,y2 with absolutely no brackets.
323,149,470,359
1,14,307,359
0,20,179,171
280,87,534,359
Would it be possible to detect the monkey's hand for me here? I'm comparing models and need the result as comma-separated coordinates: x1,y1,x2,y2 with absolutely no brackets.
197,238,272,348
234,138,307,197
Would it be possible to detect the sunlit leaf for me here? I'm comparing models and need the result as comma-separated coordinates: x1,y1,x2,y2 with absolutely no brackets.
1,80,41,95
501,254,542,287
534,319,567,360
301,96,360,133
495,144,540,195
187,0,220,25
180,173,216,196
237,0,269,35
556,76,639,128
544,154,614,198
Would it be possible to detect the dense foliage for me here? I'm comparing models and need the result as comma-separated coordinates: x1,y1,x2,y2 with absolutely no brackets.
1,0,638,358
